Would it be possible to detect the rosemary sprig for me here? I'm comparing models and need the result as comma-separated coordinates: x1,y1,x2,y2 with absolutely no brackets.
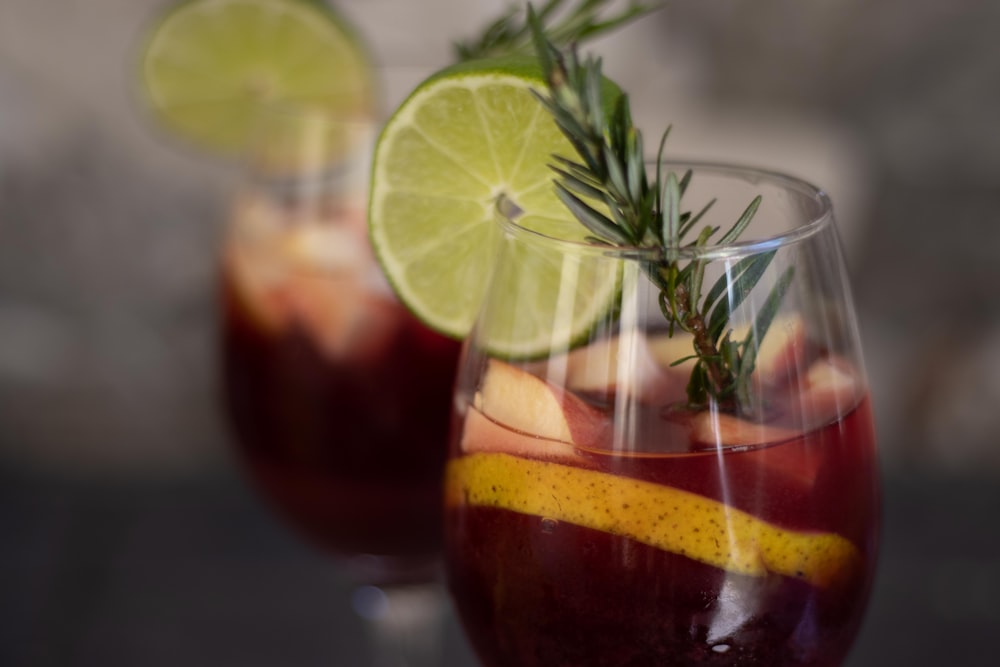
527,8,794,414
454,0,659,62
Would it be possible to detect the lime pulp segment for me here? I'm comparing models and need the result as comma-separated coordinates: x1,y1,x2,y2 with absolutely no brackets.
368,63,620,357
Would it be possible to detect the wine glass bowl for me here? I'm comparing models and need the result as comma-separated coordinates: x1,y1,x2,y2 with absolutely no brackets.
445,163,879,666
221,110,463,585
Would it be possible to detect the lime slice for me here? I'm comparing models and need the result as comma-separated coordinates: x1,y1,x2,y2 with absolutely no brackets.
368,56,621,358
139,0,376,153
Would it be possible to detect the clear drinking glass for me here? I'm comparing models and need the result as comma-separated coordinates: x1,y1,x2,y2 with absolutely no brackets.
219,106,461,666
445,163,880,666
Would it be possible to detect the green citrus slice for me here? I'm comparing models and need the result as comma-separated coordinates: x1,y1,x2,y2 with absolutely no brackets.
368,56,622,358
139,0,376,153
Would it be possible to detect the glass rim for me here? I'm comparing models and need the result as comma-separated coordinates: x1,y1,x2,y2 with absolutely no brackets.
240,99,379,183
248,98,378,127
241,99,379,157
495,160,835,262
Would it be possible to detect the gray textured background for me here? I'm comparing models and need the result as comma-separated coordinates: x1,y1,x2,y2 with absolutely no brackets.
2,1,999,665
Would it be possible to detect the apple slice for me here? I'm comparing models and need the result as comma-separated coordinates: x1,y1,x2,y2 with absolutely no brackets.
794,357,861,431
688,407,825,492
691,411,801,448
690,410,821,487
473,360,609,452
562,333,684,404
748,314,808,385
649,315,807,386
282,273,400,362
688,357,861,447
688,356,862,488
224,240,289,335
647,330,698,375
277,221,401,361
460,406,582,461
279,219,367,273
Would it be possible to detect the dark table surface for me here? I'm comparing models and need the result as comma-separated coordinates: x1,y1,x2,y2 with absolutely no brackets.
3,465,998,667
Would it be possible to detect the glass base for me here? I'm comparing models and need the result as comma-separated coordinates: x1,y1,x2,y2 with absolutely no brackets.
352,581,447,667
343,552,442,588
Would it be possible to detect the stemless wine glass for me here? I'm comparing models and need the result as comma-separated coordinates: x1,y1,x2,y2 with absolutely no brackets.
220,105,462,666
445,163,879,666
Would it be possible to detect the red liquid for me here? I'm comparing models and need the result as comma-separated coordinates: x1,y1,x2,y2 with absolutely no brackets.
221,242,461,582
447,393,878,665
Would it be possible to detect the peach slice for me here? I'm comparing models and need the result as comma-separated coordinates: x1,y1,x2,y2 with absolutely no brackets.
446,452,860,589
722,314,808,387
224,201,369,337
474,359,609,450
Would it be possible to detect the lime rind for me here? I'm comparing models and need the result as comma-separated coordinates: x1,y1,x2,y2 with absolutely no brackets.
369,57,623,358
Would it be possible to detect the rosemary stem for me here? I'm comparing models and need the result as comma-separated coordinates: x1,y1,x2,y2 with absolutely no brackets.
646,263,735,406
675,282,733,400
527,6,783,416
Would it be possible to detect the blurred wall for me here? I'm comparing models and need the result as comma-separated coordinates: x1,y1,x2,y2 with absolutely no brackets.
1,0,997,478
0,0,233,477
647,0,1000,470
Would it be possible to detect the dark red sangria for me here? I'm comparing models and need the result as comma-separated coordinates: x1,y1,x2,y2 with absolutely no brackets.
443,159,881,665
447,333,878,666
222,195,461,582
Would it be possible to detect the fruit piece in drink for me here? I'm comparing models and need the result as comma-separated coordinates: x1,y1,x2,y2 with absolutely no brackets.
476,359,609,449
450,356,861,586
446,351,878,666
222,207,461,575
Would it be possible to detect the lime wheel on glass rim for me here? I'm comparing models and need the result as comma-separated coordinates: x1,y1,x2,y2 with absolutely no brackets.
368,55,623,359
138,0,377,154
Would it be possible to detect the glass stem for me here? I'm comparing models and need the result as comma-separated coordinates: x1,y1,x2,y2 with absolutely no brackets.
352,582,447,667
